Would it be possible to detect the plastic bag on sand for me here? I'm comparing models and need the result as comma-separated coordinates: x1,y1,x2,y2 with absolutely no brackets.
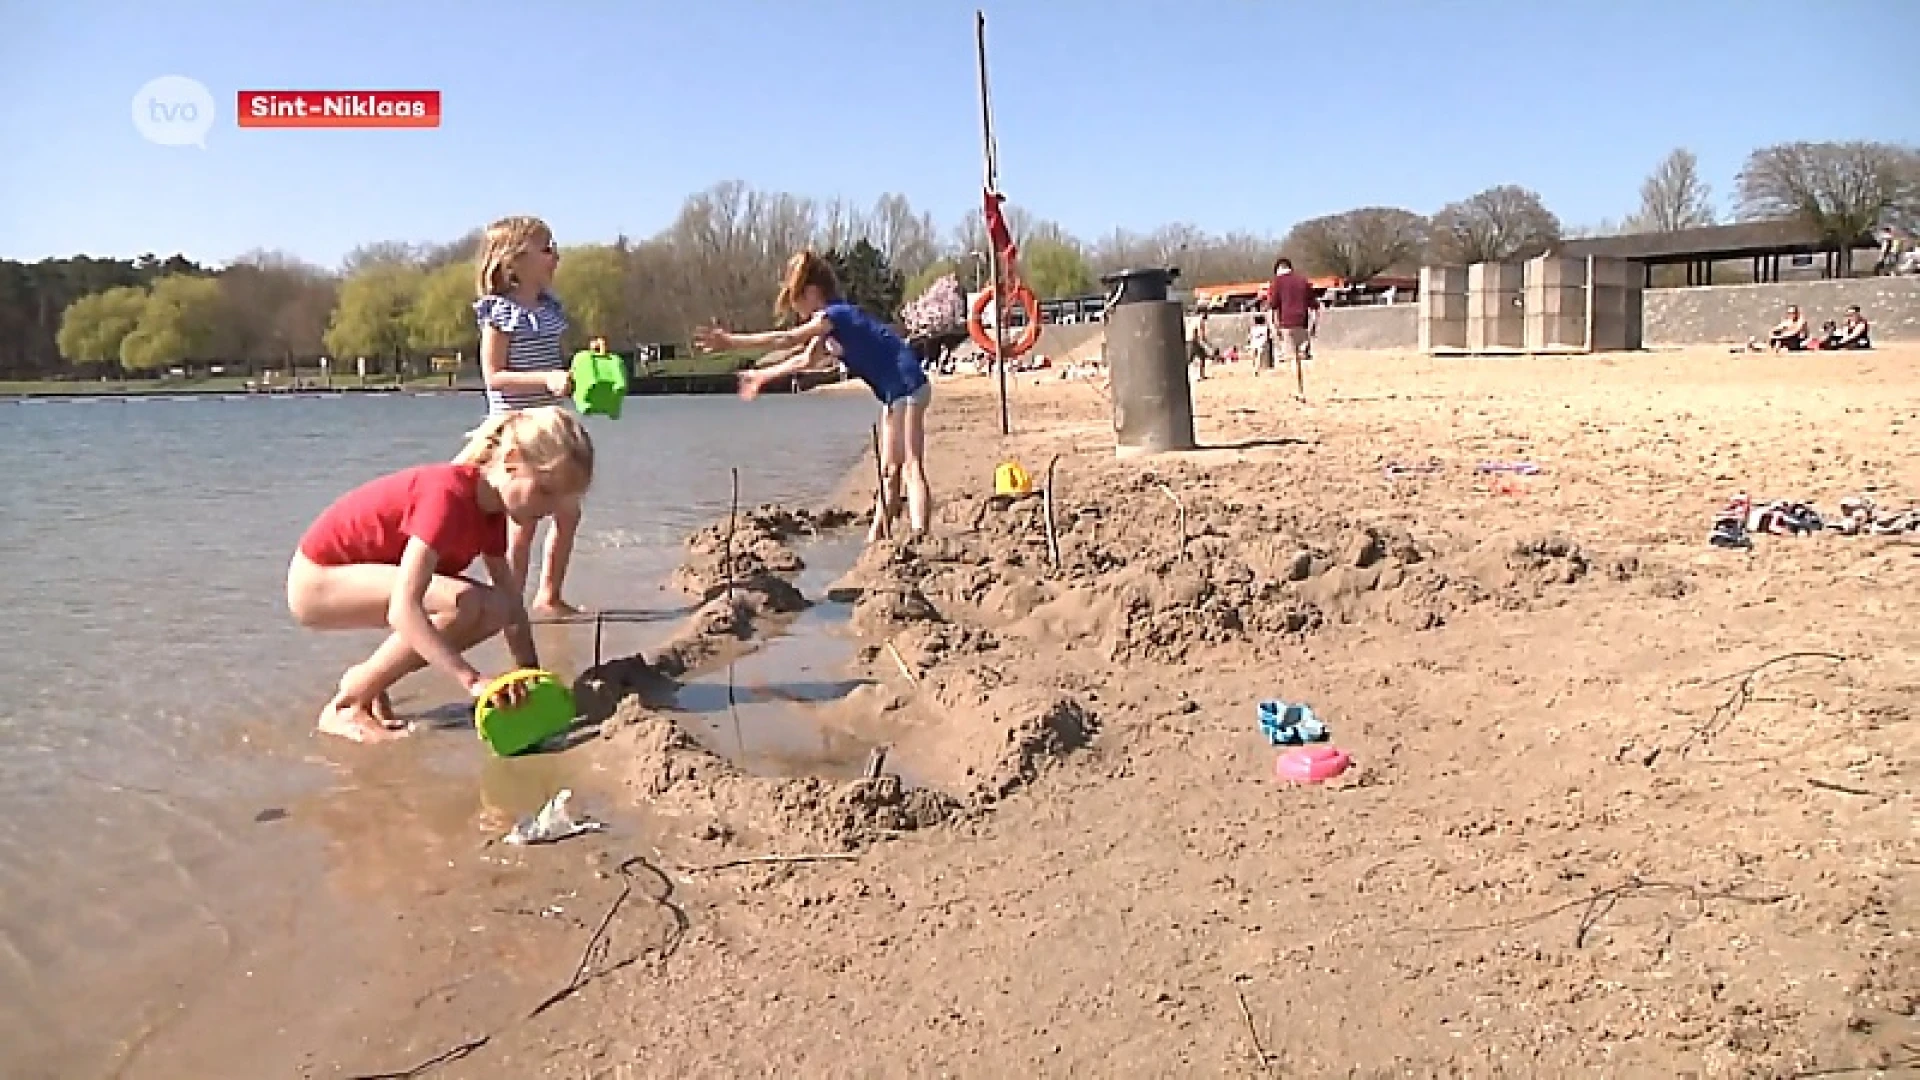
503,788,605,845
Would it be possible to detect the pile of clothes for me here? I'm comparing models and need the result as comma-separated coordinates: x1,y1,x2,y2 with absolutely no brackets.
1710,492,1918,549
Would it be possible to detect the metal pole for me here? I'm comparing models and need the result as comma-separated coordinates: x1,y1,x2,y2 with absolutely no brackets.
1584,255,1595,353
976,10,1010,436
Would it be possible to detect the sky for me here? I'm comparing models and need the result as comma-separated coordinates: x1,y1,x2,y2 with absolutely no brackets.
1,0,1914,270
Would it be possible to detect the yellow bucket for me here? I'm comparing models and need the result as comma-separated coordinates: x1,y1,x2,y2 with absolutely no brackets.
994,461,1033,497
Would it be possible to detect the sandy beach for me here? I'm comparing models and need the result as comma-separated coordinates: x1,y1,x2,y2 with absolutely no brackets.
231,345,1916,1079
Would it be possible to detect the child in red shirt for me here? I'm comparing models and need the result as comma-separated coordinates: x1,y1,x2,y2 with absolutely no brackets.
286,406,595,743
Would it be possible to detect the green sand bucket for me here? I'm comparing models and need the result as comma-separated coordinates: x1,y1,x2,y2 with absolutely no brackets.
570,348,628,419
474,669,576,757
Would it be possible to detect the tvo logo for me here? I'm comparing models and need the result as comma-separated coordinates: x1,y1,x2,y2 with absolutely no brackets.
132,76,215,148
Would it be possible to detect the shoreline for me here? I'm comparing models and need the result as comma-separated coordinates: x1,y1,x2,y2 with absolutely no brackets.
0,372,844,402
107,347,1919,1076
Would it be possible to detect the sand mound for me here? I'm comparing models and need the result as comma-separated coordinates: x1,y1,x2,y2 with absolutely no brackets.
886,465,1674,668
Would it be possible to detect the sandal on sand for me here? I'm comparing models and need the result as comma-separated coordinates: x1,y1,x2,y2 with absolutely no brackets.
1476,461,1542,476
1258,701,1328,746
1710,494,1754,550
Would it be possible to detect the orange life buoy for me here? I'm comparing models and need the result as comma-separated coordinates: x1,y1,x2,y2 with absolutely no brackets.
967,283,1042,359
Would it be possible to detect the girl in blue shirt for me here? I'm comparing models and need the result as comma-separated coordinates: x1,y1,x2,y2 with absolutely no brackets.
695,251,934,542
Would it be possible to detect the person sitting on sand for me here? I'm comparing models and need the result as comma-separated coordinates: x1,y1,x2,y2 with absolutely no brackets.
694,250,934,544
284,407,595,743
1832,305,1873,350
1766,305,1810,351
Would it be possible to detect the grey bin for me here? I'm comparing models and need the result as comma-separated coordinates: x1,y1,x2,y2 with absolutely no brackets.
1100,267,1196,457
1100,266,1180,307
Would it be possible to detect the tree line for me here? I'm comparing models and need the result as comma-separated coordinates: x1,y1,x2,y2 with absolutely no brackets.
4,139,1914,380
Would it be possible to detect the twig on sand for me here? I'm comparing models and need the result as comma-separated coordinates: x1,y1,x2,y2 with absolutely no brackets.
1041,453,1063,570
1154,482,1188,557
1394,875,1791,949
1807,777,1881,798
347,855,688,1079
885,640,920,687
347,1036,491,1080
678,852,862,874
1232,982,1278,1077
528,855,688,1017
1669,651,1847,760
864,745,890,780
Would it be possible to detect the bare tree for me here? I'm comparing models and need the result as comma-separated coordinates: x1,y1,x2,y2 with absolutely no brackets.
1624,149,1717,233
215,250,336,366
864,193,940,279
1282,208,1428,284
1084,224,1276,286
1428,185,1563,265
418,229,484,269
340,240,421,274
1735,140,1920,274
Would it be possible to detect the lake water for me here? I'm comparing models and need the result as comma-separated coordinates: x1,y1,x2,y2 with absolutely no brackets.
0,390,878,1078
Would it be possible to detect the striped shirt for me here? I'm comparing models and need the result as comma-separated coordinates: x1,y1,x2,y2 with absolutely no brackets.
474,292,569,414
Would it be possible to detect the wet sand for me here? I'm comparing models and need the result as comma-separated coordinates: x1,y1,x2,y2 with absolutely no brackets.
89,345,1920,1077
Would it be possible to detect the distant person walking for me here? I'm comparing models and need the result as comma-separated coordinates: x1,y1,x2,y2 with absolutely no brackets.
1264,256,1319,397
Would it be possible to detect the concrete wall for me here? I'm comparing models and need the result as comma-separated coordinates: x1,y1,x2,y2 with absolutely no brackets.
1193,277,1919,353
1187,305,1418,352
1642,277,1920,346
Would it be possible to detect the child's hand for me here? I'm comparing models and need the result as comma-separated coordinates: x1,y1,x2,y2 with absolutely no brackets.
693,323,733,353
736,370,764,401
470,674,531,710
544,370,572,395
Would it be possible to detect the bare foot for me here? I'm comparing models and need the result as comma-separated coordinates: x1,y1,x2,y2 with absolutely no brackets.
316,698,409,744
531,596,582,619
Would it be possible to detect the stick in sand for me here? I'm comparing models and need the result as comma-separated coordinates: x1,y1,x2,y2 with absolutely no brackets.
1041,453,1062,570
884,640,919,686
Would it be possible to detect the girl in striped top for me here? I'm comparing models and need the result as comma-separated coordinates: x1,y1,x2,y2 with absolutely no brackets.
472,215,583,616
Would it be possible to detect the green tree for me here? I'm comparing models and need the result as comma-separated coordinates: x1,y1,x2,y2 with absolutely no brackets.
408,262,477,356
1019,237,1096,299
56,285,149,369
325,264,424,369
120,274,223,372
903,257,964,304
825,239,904,322
552,243,629,349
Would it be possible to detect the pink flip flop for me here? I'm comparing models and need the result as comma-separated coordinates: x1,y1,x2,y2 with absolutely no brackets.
1276,746,1352,784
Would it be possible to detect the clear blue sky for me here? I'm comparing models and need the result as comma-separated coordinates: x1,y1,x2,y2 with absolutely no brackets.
1,0,1913,269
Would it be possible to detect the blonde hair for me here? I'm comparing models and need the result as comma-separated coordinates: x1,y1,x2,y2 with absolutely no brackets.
475,215,552,297
774,250,840,321
455,407,595,494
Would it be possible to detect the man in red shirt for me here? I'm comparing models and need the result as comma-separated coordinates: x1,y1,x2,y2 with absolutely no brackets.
1264,257,1320,380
